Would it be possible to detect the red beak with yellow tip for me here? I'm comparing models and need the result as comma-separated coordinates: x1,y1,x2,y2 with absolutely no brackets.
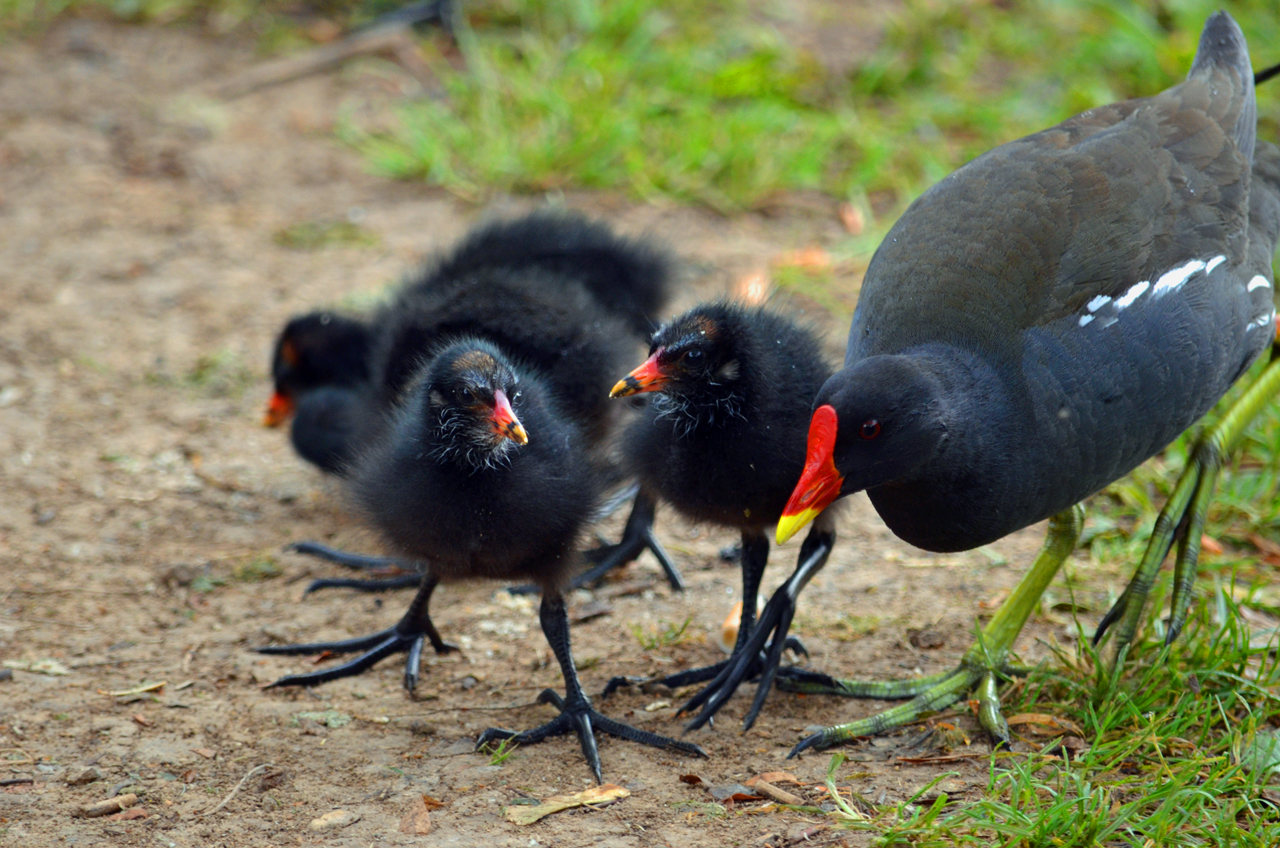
491,389,529,445
263,391,295,428
776,404,844,544
610,350,668,398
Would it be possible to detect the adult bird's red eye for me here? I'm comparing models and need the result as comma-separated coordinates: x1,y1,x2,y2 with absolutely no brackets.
860,419,881,440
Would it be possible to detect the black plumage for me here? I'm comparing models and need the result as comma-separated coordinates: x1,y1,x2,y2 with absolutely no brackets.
265,312,376,473
292,338,705,781
605,302,837,731
775,12,1280,755
266,210,673,473
258,211,683,688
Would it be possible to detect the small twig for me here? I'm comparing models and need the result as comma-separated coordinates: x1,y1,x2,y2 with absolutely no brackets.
412,701,539,713
8,587,142,597
198,763,273,816
211,25,434,99
1,614,97,631
0,777,34,787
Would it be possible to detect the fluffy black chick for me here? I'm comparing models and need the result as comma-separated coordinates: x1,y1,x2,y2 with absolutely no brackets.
265,210,672,470
270,339,705,782
265,211,682,590
265,311,376,473
604,301,838,732
258,213,683,689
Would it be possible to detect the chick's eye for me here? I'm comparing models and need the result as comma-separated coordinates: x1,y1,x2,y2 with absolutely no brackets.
684,349,703,363
860,419,881,440
458,387,475,403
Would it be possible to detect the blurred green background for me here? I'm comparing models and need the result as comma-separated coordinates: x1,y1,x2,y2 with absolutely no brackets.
6,0,1278,217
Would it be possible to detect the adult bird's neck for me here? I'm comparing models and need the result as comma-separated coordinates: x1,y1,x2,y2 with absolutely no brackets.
860,346,1037,553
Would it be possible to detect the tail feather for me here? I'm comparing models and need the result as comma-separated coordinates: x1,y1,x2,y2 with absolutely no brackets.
1189,11,1256,163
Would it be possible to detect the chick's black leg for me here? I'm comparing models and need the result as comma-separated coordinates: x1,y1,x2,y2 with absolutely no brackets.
509,492,684,594
600,531,806,700
477,594,706,782
287,541,423,595
600,531,765,699
257,573,457,692
681,519,835,732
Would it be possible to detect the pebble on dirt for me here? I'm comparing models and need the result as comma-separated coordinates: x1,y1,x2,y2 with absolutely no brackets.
308,809,361,831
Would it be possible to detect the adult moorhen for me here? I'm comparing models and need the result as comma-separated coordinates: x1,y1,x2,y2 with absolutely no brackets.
775,11,1280,755
604,302,837,732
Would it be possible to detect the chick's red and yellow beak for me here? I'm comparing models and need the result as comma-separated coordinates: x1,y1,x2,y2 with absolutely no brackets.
777,404,844,544
491,389,529,445
610,349,668,398
263,391,295,428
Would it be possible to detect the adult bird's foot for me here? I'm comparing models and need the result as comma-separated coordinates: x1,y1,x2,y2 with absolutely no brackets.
1094,351,1280,660
509,492,685,595
287,541,422,595
256,575,456,692
785,506,1084,757
781,662,1019,758
477,689,707,784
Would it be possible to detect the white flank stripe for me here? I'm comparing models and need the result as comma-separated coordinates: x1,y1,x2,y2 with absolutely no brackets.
1078,314,1095,327
1086,295,1111,313
1247,275,1272,292
1249,314,1273,329
1205,255,1227,274
1151,259,1205,297
1114,281,1150,310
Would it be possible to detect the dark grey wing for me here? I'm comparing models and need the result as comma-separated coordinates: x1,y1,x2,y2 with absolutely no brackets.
851,12,1257,360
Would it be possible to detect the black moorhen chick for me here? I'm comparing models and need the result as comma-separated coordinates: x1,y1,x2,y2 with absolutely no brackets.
604,302,837,732
265,311,376,474
265,210,683,592
317,338,705,781
258,212,684,688
775,12,1280,755
266,210,672,473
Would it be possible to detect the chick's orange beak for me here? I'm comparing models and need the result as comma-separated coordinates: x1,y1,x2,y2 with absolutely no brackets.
777,404,844,544
491,389,529,445
263,391,294,427
610,350,668,398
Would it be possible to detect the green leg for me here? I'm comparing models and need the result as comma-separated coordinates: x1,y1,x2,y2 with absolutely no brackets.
1095,354,1280,658
787,505,1084,757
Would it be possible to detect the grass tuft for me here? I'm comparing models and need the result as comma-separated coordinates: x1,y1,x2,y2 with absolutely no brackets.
816,589,1280,845
630,615,697,650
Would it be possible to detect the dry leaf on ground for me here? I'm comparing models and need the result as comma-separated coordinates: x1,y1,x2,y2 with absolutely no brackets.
505,784,629,826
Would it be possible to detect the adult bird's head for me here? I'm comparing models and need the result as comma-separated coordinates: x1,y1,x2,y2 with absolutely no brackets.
777,355,948,543
611,305,746,403
421,340,529,469
266,311,371,427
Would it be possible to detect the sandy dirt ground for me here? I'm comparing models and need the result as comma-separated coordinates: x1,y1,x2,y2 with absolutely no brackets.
0,17,1111,847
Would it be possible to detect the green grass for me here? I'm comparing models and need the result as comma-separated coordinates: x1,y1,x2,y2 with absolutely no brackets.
813,591,1280,845
630,615,697,650
347,0,1279,215
273,218,380,251
479,736,519,765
